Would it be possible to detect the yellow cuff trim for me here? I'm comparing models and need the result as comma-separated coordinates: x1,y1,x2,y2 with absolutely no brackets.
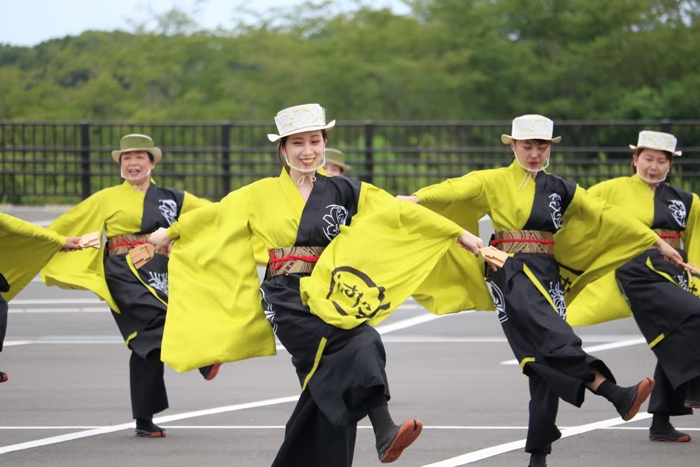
125,254,168,307
301,337,328,392
649,333,665,349
520,357,535,370
645,257,683,288
125,331,138,347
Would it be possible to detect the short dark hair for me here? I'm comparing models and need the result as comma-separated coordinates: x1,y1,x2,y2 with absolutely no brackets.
514,139,551,146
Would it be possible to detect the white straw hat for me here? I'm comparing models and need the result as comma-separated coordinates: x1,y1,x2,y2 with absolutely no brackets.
629,131,682,156
267,104,336,142
501,115,562,145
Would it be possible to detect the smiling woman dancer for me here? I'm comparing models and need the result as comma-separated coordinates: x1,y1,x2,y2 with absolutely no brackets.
569,131,700,444
41,134,212,438
153,103,483,466
400,115,683,467
0,214,81,383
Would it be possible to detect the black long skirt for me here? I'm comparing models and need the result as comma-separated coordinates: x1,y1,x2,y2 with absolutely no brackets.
104,254,169,358
616,249,700,390
616,250,700,346
262,274,389,467
490,254,614,454
104,253,171,417
491,253,614,405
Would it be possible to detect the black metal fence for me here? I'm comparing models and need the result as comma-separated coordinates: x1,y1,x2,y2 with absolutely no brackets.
1,120,700,203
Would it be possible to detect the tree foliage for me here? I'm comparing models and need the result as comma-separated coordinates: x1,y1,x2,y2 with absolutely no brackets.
1,0,699,121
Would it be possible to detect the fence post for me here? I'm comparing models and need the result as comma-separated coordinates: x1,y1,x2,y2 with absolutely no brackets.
80,122,90,200
221,122,231,197
660,118,671,134
363,121,374,184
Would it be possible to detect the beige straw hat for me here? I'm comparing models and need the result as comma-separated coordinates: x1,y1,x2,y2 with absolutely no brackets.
501,115,562,145
111,134,162,163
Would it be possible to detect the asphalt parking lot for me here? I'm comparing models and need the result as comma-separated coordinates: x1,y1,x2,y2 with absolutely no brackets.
1,206,697,466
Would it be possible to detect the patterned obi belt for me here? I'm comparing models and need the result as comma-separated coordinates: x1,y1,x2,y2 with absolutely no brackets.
266,246,325,280
491,230,555,255
652,228,682,250
107,234,169,257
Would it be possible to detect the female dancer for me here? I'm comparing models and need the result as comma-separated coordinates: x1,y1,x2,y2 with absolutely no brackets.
153,103,483,465
42,134,212,437
569,131,700,443
1,213,81,382
400,115,682,467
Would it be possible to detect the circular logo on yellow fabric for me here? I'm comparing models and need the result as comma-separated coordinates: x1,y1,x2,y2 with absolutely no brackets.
326,267,391,320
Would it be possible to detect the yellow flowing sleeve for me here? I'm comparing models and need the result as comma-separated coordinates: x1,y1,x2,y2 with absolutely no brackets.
566,271,632,327
251,237,270,266
166,221,180,240
41,192,118,311
180,191,267,265
161,188,277,373
0,213,66,301
181,191,212,214
556,186,658,303
299,183,470,329
564,182,636,326
414,173,488,235
682,193,700,297
411,173,494,314
586,180,608,199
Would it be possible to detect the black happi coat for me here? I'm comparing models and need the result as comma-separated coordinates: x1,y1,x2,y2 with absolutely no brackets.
261,174,391,427
106,185,185,358
616,182,700,345
43,180,209,359
489,173,578,359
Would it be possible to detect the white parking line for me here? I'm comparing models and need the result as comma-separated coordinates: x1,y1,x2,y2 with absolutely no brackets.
500,338,647,365
381,335,642,344
0,396,299,455
0,310,450,455
10,298,104,305
4,334,642,347
4,338,123,346
9,307,109,313
0,425,528,430
5,423,698,432
374,311,471,334
422,413,653,466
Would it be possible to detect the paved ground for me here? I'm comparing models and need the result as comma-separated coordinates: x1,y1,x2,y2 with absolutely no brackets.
1,207,698,466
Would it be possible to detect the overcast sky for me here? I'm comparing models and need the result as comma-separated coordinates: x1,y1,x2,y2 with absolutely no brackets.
0,0,410,47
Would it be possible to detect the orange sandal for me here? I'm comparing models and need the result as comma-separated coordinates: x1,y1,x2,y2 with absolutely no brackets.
379,419,423,463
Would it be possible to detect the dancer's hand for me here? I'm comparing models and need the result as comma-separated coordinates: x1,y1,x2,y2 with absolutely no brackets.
396,195,419,203
150,228,171,250
458,230,482,256
61,236,82,252
656,238,683,265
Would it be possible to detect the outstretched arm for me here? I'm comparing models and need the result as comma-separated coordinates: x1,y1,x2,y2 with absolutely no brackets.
396,194,482,255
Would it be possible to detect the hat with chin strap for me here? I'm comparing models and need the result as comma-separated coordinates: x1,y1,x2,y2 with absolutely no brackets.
267,104,336,143
629,131,682,156
501,115,562,145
